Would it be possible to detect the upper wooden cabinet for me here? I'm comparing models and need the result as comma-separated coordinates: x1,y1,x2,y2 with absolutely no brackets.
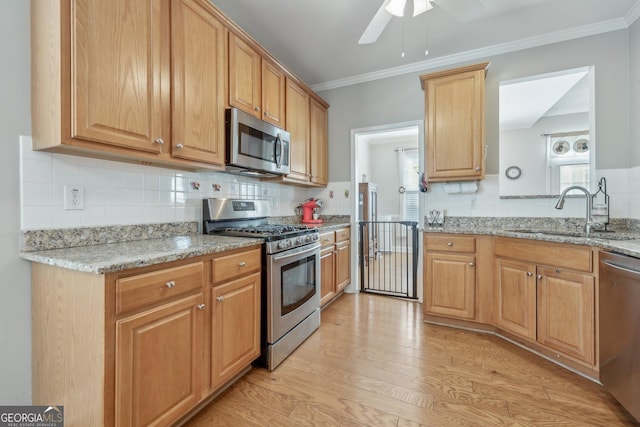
420,62,489,182
31,0,228,170
228,33,285,127
309,98,329,186
284,78,311,183
171,0,226,165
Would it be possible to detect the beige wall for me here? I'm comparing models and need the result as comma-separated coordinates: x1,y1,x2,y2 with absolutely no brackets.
320,30,631,181
0,1,32,403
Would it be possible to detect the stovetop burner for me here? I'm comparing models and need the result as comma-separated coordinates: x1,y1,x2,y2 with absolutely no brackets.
222,224,309,237
202,198,320,254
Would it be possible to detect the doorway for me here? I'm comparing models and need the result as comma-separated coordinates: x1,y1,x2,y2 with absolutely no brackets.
349,121,424,302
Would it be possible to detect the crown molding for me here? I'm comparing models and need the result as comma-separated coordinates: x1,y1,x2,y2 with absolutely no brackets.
311,17,629,92
626,0,640,25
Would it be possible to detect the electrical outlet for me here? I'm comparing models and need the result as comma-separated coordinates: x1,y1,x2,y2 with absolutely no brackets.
64,185,84,210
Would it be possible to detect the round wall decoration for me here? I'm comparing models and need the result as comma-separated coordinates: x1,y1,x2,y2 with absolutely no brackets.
505,166,522,180
552,140,570,155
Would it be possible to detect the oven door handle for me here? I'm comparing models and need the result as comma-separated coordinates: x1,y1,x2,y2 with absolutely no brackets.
272,242,321,262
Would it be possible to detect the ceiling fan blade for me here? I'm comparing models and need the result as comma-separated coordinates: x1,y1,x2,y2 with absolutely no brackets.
358,0,393,44
434,0,485,22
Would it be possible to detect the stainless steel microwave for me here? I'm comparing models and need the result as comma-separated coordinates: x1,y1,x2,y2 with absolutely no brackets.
225,107,290,177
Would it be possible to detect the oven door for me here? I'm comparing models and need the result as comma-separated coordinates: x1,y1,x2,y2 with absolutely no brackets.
267,242,321,343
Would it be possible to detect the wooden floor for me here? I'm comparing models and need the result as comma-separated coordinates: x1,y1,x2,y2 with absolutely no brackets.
185,293,638,426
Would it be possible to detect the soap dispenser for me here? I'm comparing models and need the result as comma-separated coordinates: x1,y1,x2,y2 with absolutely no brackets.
591,177,610,230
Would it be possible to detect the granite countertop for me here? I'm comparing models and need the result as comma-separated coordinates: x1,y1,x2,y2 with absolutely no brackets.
19,218,352,275
424,222,640,259
20,234,264,274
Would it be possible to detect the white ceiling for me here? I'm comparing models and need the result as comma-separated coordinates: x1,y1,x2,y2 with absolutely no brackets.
210,0,640,90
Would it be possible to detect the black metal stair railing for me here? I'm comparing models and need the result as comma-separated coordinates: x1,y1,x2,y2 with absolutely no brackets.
358,221,419,299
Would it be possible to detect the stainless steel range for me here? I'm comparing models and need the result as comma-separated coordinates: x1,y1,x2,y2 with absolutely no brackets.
203,198,321,370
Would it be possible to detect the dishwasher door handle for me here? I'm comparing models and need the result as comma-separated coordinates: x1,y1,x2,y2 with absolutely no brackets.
601,260,640,276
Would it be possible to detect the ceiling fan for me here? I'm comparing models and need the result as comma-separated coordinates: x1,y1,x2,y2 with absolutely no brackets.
359,0,485,45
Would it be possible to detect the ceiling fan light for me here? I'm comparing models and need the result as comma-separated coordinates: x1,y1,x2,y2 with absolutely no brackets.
385,0,407,17
413,0,433,17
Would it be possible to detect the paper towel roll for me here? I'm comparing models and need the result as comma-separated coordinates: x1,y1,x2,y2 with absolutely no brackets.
444,181,478,194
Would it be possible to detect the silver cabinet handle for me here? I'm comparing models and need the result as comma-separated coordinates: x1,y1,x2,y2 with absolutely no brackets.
537,274,543,280
447,242,453,247
197,304,205,311
527,272,533,277
154,138,164,145
469,262,475,267
254,106,260,112
216,296,225,302
166,281,176,289
264,111,269,117
238,261,246,267
475,166,481,171
176,143,184,150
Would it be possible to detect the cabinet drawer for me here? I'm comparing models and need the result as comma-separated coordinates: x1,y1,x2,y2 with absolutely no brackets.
319,231,335,248
426,234,475,253
117,262,204,315
212,248,261,283
495,238,592,273
335,227,350,243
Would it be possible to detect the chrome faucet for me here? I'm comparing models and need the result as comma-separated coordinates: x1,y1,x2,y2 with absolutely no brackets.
554,185,602,235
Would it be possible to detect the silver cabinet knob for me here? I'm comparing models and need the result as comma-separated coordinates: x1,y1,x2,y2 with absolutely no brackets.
527,272,533,277
154,138,164,145
238,261,246,267
166,281,176,289
197,304,205,311
469,262,475,267
254,106,260,112
176,143,184,150
475,166,481,171
537,274,543,280
216,296,225,302
447,242,453,247
264,111,269,117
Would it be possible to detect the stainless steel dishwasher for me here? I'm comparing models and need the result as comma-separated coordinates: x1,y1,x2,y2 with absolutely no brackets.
599,251,640,421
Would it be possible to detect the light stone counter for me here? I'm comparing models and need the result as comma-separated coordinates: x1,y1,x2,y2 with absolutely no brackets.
423,217,640,258
20,234,264,274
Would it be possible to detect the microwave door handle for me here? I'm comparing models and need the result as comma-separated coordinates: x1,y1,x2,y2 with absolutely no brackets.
275,133,283,168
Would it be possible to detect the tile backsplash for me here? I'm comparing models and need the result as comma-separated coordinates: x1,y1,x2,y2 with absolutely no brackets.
20,135,638,230
19,136,315,230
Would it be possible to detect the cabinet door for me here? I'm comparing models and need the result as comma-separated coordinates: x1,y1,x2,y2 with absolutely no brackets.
71,0,167,153
211,273,261,389
116,293,203,427
285,79,310,182
320,247,336,307
309,98,329,186
494,258,537,341
171,0,226,165
425,252,476,319
228,33,261,117
261,60,286,127
537,267,595,364
424,66,485,181
336,241,351,293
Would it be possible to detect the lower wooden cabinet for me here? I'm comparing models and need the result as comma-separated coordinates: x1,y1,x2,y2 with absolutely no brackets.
494,258,537,341
494,237,597,370
424,233,598,378
424,234,478,320
31,244,262,427
116,293,204,427
537,266,595,365
320,226,351,307
425,252,476,319
211,272,261,389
